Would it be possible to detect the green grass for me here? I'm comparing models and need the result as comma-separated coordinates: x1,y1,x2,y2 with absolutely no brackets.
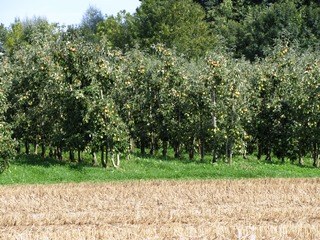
0,153,319,185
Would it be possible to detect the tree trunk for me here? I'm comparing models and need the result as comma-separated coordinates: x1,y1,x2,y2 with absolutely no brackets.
77,149,82,163
226,138,233,164
298,149,304,166
154,139,159,156
34,142,38,155
298,156,304,166
174,108,182,159
174,142,181,158
111,153,120,168
211,89,218,164
188,148,195,160
57,147,63,161
162,140,168,158
16,144,21,154
200,138,205,162
105,145,109,167
312,143,319,168
101,146,106,168
49,147,53,158
227,100,237,164
242,139,247,159
69,150,75,162
92,152,98,166
41,141,46,159
149,133,155,155
211,147,218,164
25,141,30,155
186,137,195,160
265,147,272,163
59,147,63,161
243,150,247,159
257,142,263,160
140,139,146,155
149,144,154,155
130,137,135,154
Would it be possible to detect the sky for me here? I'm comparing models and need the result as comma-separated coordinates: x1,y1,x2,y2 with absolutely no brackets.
0,0,141,27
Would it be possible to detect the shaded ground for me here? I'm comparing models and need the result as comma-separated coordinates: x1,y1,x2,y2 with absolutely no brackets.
1,178,320,239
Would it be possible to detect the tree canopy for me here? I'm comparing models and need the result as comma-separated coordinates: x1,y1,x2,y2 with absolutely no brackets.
0,0,319,172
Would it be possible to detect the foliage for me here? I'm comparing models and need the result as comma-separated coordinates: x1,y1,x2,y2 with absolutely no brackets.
206,0,320,60
134,0,214,58
204,52,255,163
0,57,16,173
97,11,136,50
0,24,7,44
80,6,105,42
81,6,104,32
0,1,319,175
249,44,320,165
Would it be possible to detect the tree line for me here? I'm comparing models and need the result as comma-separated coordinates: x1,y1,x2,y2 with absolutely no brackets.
0,0,319,171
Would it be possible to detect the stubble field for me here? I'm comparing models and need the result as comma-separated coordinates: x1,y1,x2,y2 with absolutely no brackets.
1,178,320,239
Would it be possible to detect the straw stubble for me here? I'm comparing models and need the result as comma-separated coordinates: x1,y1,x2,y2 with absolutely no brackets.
1,178,320,239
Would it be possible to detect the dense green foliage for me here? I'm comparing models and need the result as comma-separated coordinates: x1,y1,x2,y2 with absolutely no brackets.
0,0,319,176
0,55,16,173
198,0,320,60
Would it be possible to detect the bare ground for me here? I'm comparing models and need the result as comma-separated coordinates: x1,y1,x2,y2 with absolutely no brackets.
1,178,320,239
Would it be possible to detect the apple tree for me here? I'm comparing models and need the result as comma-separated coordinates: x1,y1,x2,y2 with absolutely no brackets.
0,56,16,173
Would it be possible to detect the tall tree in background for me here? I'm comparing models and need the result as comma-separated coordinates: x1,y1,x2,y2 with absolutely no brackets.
80,6,104,41
135,0,214,58
0,24,7,45
205,0,319,60
300,2,320,48
240,1,303,60
97,11,136,50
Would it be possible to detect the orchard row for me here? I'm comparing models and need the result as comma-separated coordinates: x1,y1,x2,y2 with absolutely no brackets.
0,29,319,168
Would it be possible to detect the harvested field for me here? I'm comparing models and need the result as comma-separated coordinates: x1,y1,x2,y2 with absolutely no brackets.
1,178,320,239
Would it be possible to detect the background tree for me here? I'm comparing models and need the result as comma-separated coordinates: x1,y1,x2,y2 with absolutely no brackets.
80,6,104,42
300,2,320,48
240,1,302,60
135,0,214,58
97,11,136,50
205,0,319,60
0,24,7,45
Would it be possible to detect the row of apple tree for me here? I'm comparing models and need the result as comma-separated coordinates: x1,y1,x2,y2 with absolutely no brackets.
0,29,319,167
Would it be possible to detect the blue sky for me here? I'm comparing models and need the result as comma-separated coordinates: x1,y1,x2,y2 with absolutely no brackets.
0,0,141,27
